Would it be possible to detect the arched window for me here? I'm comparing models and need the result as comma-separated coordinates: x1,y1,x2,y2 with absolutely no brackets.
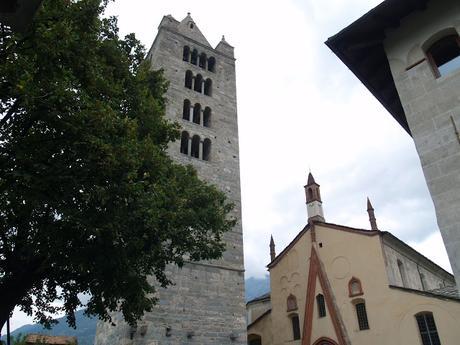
290,314,301,340
204,78,212,96
426,34,460,78
287,294,297,312
180,131,189,155
203,107,211,127
348,277,363,297
182,46,190,62
182,99,191,120
191,49,198,65
397,259,408,287
191,135,200,158
203,139,211,161
194,74,203,93
415,312,441,345
308,188,313,200
193,103,201,124
316,294,326,318
208,56,216,72
185,70,193,89
199,52,207,69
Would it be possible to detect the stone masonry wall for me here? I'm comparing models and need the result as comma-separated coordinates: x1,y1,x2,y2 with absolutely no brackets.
384,0,460,289
94,15,246,345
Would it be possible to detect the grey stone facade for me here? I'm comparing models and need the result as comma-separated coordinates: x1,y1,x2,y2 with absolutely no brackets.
94,14,246,345
383,0,460,289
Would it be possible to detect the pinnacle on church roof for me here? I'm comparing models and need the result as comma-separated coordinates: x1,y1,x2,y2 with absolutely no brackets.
307,172,316,185
367,197,374,211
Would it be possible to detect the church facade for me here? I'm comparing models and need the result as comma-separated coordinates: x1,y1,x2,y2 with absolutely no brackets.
95,14,246,345
247,174,460,345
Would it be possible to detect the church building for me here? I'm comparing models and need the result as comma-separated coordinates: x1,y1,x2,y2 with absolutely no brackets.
247,173,460,345
95,14,246,345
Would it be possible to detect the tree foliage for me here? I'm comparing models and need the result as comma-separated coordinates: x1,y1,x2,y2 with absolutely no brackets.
0,0,235,331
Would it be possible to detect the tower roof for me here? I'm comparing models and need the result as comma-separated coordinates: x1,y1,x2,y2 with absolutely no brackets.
307,172,317,186
177,13,212,47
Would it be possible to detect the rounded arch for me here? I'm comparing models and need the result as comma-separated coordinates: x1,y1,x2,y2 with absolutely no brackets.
348,277,363,297
185,70,193,89
204,78,212,96
194,74,203,93
199,52,207,69
287,294,298,312
191,135,200,158
190,48,198,65
203,138,211,161
182,46,190,62
182,99,191,120
208,56,216,72
203,107,211,127
193,103,201,124
180,131,189,155
312,337,339,345
421,27,459,52
425,32,460,78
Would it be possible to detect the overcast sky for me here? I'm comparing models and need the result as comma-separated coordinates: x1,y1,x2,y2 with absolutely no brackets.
6,0,452,332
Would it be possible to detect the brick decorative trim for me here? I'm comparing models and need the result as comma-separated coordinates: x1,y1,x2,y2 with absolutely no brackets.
302,247,348,345
312,337,339,345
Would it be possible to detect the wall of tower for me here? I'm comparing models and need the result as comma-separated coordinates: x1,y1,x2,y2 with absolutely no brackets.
94,15,246,345
384,0,460,289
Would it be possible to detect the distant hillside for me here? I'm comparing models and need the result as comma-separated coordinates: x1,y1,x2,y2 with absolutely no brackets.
245,275,270,302
5,276,271,345
6,309,96,345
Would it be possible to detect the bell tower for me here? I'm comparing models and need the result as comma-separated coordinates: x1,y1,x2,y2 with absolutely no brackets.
95,14,246,345
304,172,325,222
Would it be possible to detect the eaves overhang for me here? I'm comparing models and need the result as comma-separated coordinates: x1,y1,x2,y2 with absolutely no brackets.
325,0,431,137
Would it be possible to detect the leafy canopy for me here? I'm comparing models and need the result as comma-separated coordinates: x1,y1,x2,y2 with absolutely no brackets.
0,0,234,330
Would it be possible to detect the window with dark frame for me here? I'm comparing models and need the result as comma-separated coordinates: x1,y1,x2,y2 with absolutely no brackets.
316,294,326,318
291,315,301,340
415,312,441,345
355,303,369,330
427,34,460,78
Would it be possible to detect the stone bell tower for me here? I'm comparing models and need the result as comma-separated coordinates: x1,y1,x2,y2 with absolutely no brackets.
94,13,246,345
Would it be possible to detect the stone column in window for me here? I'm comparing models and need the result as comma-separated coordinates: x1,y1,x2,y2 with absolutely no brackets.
187,138,192,156
199,140,203,160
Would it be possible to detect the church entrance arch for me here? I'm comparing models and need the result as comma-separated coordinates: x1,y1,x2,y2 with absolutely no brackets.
312,337,338,345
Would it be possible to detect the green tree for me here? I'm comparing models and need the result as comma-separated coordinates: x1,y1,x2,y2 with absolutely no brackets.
0,0,235,331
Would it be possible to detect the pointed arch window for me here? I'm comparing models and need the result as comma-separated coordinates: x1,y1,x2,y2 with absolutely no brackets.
185,70,193,89
191,135,200,158
208,56,216,72
183,46,190,62
204,78,212,96
415,312,441,345
287,294,298,312
193,103,201,124
180,131,189,155
194,74,203,93
316,294,326,318
191,49,198,65
203,107,211,127
348,277,363,297
203,139,211,161
182,99,191,120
